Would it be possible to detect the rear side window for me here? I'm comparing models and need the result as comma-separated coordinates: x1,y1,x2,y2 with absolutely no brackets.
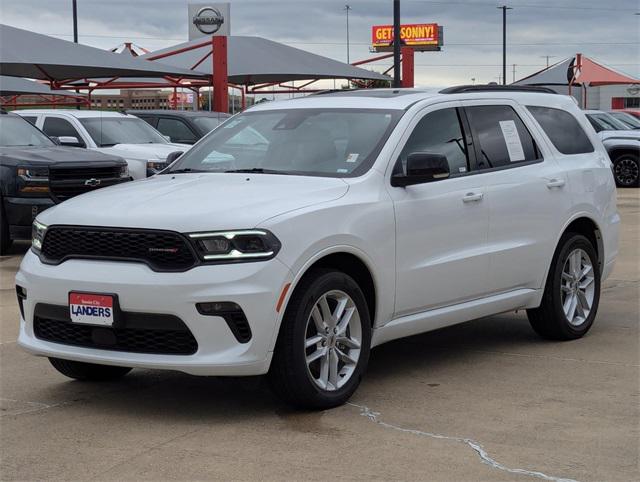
527,106,594,154
465,105,540,169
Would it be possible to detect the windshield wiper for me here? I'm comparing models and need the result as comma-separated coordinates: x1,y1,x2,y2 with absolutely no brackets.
166,168,206,174
224,168,290,175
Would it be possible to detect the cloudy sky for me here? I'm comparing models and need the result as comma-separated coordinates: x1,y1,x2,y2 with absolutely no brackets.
1,0,638,87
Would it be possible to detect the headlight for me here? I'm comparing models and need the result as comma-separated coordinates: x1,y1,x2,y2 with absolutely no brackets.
119,165,129,178
18,167,49,194
188,230,281,262
31,220,47,252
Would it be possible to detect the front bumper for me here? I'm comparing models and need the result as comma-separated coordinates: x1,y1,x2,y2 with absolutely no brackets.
16,250,293,376
4,196,55,240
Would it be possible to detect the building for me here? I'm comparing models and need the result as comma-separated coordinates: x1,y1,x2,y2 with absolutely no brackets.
90,89,170,110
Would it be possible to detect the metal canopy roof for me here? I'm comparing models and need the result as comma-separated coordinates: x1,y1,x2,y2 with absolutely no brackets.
139,36,390,85
0,24,205,81
0,75,81,96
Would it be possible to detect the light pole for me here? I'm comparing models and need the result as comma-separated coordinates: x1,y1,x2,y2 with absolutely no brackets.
393,0,401,88
497,5,512,86
344,4,352,64
540,55,556,68
72,0,78,43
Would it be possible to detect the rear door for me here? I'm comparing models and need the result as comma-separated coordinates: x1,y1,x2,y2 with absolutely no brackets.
462,101,572,294
389,102,491,316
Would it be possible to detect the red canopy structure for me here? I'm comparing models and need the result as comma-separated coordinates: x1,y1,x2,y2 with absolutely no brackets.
514,53,639,108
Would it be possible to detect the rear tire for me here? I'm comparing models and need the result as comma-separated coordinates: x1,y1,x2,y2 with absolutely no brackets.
613,154,639,187
527,233,600,340
49,358,132,381
269,269,371,409
0,201,12,256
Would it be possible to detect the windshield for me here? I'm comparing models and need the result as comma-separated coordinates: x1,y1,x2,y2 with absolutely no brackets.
0,116,54,147
192,116,226,133
610,112,640,129
80,117,168,147
587,112,630,131
167,108,401,177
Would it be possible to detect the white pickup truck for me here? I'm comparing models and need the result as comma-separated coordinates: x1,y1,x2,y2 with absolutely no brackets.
14,110,190,179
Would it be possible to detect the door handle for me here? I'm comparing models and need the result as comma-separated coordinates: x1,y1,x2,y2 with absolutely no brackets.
546,178,566,189
462,192,484,203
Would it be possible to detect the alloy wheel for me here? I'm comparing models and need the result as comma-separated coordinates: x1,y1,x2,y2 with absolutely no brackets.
614,158,639,186
560,248,596,326
304,290,362,391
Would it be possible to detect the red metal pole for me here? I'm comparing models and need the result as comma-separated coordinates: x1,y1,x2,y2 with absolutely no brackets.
212,36,228,113
401,47,414,88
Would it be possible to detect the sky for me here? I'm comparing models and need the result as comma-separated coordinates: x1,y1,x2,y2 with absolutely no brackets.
0,0,638,89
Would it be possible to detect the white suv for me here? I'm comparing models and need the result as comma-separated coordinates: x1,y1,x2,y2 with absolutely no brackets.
14,110,190,179
16,86,619,409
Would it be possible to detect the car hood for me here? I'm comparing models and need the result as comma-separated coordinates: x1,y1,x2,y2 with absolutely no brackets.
0,146,124,166
97,143,190,161
598,130,640,141
37,173,349,232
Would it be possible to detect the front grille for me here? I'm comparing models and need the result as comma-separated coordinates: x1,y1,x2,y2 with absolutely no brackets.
40,226,198,271
33,304,198,355
49,165,126,201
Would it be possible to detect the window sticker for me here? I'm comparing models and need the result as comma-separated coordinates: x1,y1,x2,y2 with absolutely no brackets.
499,120,526,162
337,168,349,173
458,166,467,173
345,153,360,163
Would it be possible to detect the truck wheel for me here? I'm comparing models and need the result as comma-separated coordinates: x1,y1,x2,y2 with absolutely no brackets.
527,233,600,340
269,269,371,409
49,358,132,381
0,202,12,256
613,154,639,187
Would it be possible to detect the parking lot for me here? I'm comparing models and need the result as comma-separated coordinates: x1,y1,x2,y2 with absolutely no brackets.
0,189,637,482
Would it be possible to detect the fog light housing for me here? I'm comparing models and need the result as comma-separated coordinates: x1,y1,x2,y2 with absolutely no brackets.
196,302,252,343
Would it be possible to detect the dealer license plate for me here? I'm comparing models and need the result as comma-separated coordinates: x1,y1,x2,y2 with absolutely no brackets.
69,292,115,326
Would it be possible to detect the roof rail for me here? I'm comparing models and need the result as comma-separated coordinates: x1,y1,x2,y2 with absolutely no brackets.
439,85,557,95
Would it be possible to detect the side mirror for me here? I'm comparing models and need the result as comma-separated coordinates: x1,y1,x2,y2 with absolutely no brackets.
57,136,84,147
391,152,450,187
50,136,61,145
166,151,183,164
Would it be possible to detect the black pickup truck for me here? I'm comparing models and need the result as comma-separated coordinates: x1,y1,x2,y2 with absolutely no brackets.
0,112,130,254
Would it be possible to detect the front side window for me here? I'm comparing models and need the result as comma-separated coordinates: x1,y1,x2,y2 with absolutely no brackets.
79,117,168,147
465,105,540,169
192,116,224,134
398,108,469,175
157,118,197,143
527,106,594,155
586,112,630,132
0,116,54,147
42,117,85,146
167,108,401,177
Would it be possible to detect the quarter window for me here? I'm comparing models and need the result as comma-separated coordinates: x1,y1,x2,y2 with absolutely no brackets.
42,117,85,146
465,105,539,169
527,106,594,155
399,108,469,175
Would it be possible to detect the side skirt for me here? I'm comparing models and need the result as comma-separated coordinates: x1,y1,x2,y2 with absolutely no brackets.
371,288,540,348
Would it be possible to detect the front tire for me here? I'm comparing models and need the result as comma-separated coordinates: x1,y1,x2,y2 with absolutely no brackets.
527,233,600,340
49,358,132,381
613,154,639,187
269,269,371,409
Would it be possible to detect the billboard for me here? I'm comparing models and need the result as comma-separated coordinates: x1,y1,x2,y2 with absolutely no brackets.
371,23,443,52
188,3,231,40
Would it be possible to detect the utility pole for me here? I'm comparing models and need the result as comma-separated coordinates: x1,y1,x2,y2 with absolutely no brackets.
393,0,401,88
344,5,352,64
512,63,516,83
540,55,555,68
497,5,512,86
72,0,78,43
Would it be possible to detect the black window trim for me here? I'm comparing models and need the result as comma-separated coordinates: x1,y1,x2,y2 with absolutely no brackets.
462,104,544,175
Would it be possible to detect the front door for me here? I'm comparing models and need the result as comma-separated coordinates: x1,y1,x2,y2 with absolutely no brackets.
389,103,491,317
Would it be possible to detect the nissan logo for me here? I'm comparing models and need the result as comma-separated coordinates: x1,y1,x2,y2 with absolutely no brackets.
84,178,101,187
193,6,224,34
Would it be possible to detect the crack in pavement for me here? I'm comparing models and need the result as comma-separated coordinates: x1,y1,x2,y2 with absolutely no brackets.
348,402,579,482
0,397,72,417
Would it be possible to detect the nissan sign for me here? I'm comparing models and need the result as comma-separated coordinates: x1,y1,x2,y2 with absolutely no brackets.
188,3,230,40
